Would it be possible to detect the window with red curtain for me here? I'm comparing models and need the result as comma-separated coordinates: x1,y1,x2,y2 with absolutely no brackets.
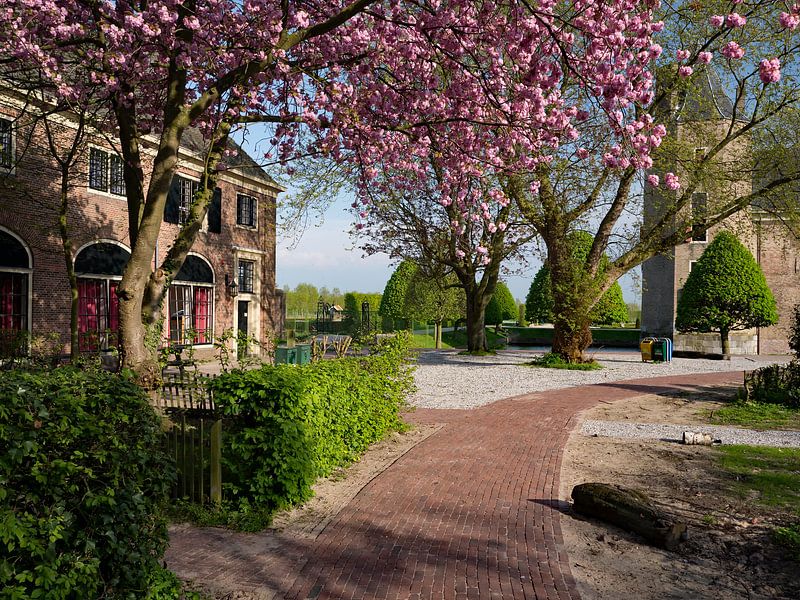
168,284,213,345
193,286,211,343
78,278,119,351
0,272,27,355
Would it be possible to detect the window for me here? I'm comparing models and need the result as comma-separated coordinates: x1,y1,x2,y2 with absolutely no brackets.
238,259,254,293
0,229,31,357
236,194,257,228
165,176,199,225
74,242,130,351
207,187,222,234
88,148,126,196
691,192,708,242
167,255,214,345
0,117,13,169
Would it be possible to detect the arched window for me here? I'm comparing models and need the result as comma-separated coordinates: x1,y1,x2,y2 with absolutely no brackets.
0,228,31,356
168,255,214,345
74,242,130,351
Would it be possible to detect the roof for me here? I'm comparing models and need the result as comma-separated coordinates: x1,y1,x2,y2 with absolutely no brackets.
181,127,280,189
675,66,736,122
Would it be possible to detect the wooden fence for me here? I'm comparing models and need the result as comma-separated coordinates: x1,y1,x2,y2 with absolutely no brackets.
155,372,223,505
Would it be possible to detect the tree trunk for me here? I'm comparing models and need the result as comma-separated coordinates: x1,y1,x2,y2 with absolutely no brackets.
434,319,442,349
464,290,488,352
547,234,595,362
58,165,79,360
552,317,592,362
720,328,731,360
572,483,687,551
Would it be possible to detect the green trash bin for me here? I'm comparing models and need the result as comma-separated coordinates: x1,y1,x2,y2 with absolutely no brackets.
274,346,298,365
652,338,667,362
295,344,311,365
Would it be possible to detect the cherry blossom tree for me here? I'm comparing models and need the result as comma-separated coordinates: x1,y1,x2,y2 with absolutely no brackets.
3,0,669,376
498,1,800,361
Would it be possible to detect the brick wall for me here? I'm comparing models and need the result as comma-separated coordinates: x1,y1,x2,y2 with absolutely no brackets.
0,99,282,356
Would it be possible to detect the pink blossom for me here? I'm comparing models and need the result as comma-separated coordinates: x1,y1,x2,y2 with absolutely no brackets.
664,173,680,191
576,148,589,159
780,12,800,30
678,66,693,78
759,58,781,83
720,41,745,59
647,174,660,188
698,51,713,64
676,49,690,61
709,15,725,27
726,13,747,28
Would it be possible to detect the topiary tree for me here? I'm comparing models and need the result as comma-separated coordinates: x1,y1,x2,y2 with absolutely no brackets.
590,282,629,326
485,281,517,331
517,303,528,327
675,231,778,357
343,292,361,333
379,261,417,331
525,265,553,324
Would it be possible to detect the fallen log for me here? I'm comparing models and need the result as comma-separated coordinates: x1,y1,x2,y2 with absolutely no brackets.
571,482,687,551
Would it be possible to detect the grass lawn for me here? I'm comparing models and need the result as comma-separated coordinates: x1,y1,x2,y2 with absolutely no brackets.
708,401,800,430
411,328,507,349
717,445,800,513
716,444,800,559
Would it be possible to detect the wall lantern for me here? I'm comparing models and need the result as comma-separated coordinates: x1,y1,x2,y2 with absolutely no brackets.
225,274,239,297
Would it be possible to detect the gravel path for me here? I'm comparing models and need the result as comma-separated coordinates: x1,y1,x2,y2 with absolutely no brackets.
581,419,800,448
410,349,789,409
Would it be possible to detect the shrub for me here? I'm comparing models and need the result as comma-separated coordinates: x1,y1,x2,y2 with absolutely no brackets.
744,361,800,408
210,333,414,512
0,367,174,599
524,352,602,371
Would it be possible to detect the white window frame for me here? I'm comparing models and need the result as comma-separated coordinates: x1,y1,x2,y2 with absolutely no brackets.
87,145,126,198
236,193,258,229
167,252,215,347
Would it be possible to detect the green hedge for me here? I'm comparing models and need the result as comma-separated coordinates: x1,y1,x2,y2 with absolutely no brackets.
506,326,640,347
210,333,414,511
0,367,174,599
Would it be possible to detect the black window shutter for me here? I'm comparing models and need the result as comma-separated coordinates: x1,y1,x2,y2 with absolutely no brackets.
208,187,222,233
164,177,181,223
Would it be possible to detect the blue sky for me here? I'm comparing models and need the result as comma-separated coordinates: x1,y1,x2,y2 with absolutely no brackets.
275,194,641,305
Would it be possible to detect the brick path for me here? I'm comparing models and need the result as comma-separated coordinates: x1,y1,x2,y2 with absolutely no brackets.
166,371,742,599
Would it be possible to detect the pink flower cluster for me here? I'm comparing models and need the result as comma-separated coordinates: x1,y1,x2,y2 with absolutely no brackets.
721,41,745,59
759,58,781,84
780,7,800,30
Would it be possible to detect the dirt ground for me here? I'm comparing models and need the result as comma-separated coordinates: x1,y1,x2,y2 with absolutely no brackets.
560,388,800,600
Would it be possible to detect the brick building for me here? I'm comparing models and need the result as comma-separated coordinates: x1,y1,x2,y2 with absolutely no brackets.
641,69,800,355
0,90,284,359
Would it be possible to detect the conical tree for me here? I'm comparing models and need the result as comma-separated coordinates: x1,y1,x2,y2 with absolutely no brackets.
675,231,778,357
485,281,517,331
379,261,417,331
